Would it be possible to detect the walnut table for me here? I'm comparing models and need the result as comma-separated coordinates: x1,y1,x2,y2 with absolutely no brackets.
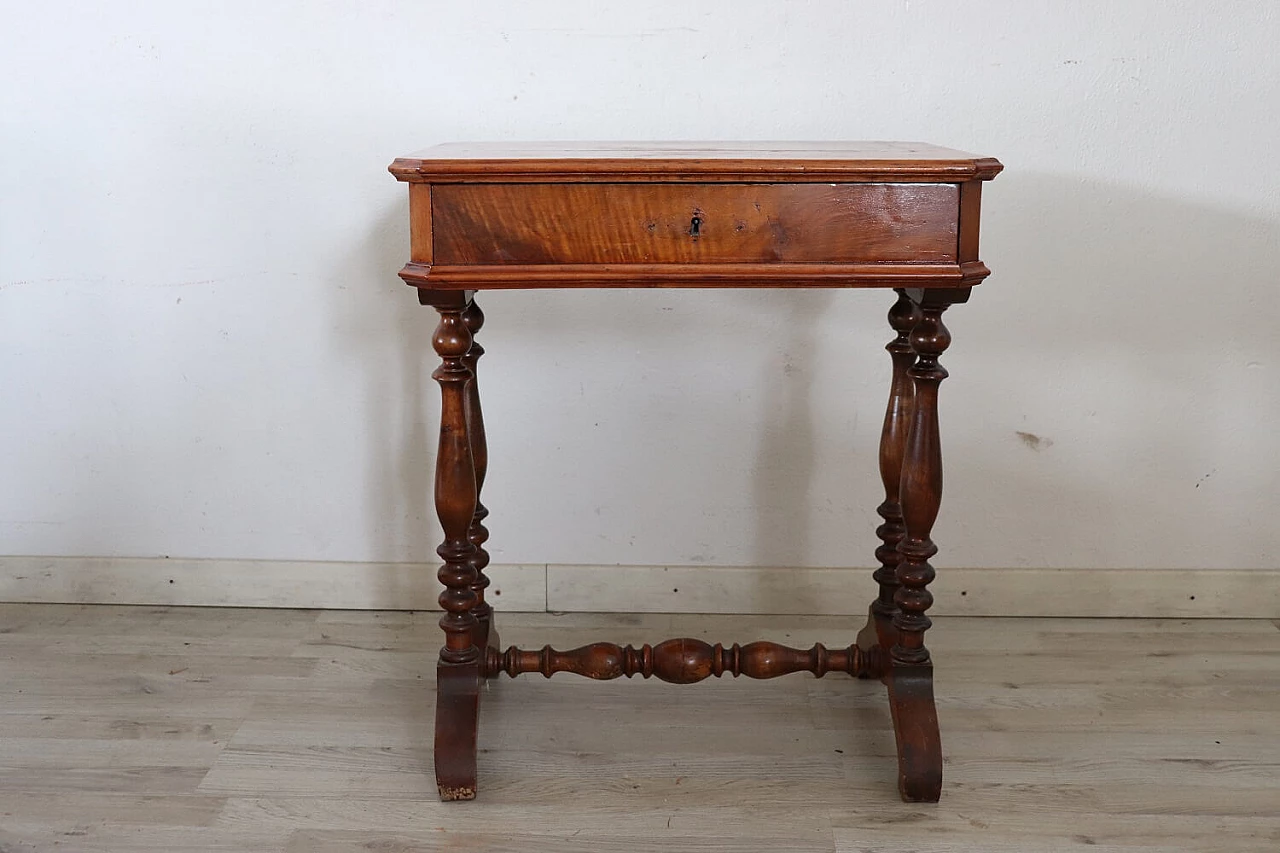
388,142,1003,803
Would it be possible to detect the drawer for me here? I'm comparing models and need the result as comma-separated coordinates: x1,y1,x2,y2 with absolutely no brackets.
429,183,959,266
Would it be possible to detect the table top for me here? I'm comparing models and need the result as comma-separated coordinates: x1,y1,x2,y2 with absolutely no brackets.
389,141,1003,183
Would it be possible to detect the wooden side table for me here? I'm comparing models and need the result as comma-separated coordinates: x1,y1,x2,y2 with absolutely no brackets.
389,142,1003,803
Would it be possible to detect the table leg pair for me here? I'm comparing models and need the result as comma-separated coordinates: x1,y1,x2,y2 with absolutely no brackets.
423,286,962,803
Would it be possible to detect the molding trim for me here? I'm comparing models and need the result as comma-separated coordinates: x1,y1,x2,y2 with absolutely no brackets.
1,557,1274,618
547,565,1279,619
399,261,979,289
0,556,545,612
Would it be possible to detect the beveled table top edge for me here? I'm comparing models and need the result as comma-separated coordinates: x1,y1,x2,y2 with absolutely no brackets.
389,141,1003,183
398,261,991,290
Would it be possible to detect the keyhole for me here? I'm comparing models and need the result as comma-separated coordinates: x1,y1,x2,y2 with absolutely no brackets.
690,215,702,237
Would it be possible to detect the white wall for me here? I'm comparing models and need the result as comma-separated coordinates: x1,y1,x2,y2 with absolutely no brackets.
1,2,1277,574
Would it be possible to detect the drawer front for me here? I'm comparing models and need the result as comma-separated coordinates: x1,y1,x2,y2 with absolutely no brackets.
431,183,958,266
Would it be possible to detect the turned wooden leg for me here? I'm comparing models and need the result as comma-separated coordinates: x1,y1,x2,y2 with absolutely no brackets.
427,291,482,802
857,290,920,674
462,299,499,654
887,291,957,803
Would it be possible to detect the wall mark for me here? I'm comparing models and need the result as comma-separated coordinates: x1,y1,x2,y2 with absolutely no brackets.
1015,431,1054,451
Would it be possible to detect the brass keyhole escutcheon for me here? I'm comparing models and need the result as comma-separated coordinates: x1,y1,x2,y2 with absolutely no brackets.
690,215,702,237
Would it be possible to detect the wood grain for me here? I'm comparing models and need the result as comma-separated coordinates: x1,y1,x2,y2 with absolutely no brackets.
389,141,1004,183
408,183,432,264
393,140,998,289
430,183,959,265
0,605,1276,851
957,179,983,263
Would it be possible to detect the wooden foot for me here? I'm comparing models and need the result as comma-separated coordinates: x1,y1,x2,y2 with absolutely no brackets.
886,663,943,802
428,291,483,802
435,662,481,801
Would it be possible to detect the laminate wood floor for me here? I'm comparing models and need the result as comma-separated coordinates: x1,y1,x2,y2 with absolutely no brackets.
0,604,1277,852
